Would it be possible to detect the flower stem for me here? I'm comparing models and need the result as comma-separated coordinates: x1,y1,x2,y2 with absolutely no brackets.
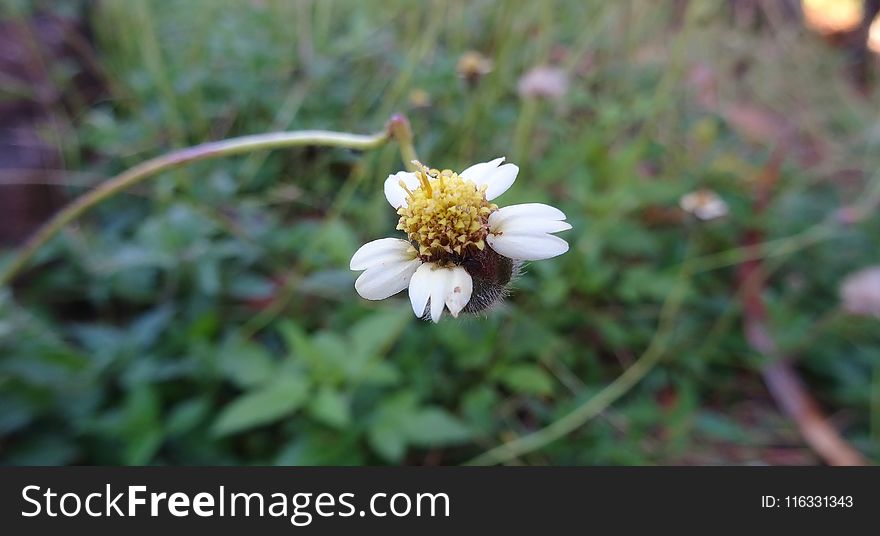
0,129,391,288
386,113,420,171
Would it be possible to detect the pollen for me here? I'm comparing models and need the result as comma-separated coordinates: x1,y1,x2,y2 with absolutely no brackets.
397,161,498,264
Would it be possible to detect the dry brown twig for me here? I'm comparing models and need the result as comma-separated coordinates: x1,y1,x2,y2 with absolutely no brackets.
737,148,869,466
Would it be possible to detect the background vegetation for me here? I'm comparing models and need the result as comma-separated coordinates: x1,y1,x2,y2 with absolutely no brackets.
1,0,879,465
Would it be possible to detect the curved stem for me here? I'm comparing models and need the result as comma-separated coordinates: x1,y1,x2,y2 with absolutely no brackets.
0,129,391,287
386,113,419,170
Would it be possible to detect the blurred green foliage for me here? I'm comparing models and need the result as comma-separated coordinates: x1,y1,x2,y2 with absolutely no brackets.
1,0,879,465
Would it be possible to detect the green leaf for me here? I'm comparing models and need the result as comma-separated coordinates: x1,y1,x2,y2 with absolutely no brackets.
366,392,418,462
276,431,365,466
212,376,309,437
366,393,472,458
278,321,314,359
166,398,210,437
348,308,412,360
196,260,221,295
355,361,401,386
307,386,351,429
228,274,276,300
461,386,498,430
0,395,34,435
217,337,277,389
403,408,472,446
367,423,407,463
311,332,350,362
617,266,678,303
497,364,555,396
127,430,162,466
128,305,175,349
313,219,358,265
116,387,163,465
341,310,410,384
300,331,351,382
4,433,79,466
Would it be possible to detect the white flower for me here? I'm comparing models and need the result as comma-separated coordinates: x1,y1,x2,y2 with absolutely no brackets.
350,158,571,322
840,266,880,318
517,66,570,101
679,189,729,221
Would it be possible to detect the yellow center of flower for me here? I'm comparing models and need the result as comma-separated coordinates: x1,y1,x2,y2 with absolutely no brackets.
397,161,498,264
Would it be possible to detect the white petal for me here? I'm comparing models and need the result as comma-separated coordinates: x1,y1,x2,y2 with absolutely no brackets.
481,164,519,200
488,203,566,231
679,190,728,221
459,157,518,200
429,266,451,323
354,258,421,300
487,203,571,260
487,233,569,261
408,263,434,318
497,218,572,234
408,263,464,322
444,267,473,317
350,238,415,270
383,171,419,209
459,157,506,182
694,199,728,220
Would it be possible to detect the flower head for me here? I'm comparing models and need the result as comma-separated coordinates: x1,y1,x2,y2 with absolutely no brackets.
517,66,570,101
396,162,497,262
840,266,880,318
350,158,571,322
679,189,729,221
456,51,493,85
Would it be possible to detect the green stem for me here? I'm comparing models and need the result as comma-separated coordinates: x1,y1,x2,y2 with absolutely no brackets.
386,113,420,170
0,129,391,287
398,141,420,172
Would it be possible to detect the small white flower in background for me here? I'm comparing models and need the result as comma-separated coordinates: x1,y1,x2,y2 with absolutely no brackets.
679,189,729,221
517,66,570,101
840,266,880,318
350,158,571,322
